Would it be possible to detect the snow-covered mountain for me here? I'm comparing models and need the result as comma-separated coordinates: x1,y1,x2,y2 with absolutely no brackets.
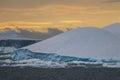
23,27,120,59
104,23,120,38
9,27,120,68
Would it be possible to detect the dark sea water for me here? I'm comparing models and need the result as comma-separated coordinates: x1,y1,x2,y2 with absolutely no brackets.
0,52,120,80
0,67,120,80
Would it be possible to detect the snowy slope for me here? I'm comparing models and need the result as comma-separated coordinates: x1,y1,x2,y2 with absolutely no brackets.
23,27,120,59
104,23,120,38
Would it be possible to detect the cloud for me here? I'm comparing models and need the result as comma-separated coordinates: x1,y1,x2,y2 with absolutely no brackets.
17,28,64,39
0,21,53,25
60,20,82,24
104,0,120,3
0,27,65,39
0,5,120,21
0,0,104,9
0,21,81,33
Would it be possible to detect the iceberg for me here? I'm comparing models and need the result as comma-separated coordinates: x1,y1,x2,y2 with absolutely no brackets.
10,27,120,68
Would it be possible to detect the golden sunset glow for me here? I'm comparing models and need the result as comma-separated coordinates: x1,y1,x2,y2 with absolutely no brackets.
0,0,120,33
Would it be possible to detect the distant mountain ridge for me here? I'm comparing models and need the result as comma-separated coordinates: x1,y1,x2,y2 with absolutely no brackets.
0,30,39,40
0,30,41,53
104,23,120,38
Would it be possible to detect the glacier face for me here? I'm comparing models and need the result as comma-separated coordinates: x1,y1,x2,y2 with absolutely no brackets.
10,49,120,68
11,49,97,62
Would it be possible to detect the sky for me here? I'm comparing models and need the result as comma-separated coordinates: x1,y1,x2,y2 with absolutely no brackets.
0,0,120,34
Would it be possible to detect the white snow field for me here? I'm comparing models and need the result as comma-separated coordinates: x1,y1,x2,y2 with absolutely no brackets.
23,27,120,60
104,23,120,38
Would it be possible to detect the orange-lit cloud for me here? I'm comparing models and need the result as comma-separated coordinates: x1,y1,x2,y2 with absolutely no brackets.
0,20,85,33
0,0,120,33
60,20,82,24
1,5,120,17
0,5,120,27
